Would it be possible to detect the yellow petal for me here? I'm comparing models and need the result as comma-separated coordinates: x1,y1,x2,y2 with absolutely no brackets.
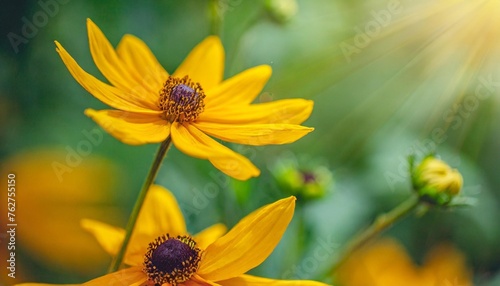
201,99,314,125
171,123,260,180
193,122,314,146
55,41,159,114
13,283,76,286
116,34,168,95
217,274,330,286
174,36,224,90
133,185,187,238
82,266,146,286
86,19,158,110
82,186,186,266
204,65,272,107
194,223,227,250
16,267,147,286
80,219,125,257
185,274,222,286
84,109,170,145
198,197,296,281
126,185,187,265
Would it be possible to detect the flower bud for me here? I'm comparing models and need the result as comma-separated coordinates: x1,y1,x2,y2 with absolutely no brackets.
412,157,463,205
265,0,298,23
272,157,332,201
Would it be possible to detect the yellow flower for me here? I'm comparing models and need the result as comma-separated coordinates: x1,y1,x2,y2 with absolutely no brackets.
336,238,472,286
18,185,328,286
55,19,314,180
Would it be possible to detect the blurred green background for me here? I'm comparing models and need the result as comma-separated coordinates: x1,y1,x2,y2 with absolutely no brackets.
1,0,500,285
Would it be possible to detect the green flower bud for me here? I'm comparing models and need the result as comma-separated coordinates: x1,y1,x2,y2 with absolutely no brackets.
412,157,463,205
265,0,298,23
272,157,332,201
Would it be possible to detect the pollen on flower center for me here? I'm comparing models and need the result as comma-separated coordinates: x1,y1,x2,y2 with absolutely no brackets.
144,234,201,286
158,76,205,123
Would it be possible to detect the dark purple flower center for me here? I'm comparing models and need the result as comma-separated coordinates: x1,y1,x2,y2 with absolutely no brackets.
171,84,199,105
151,238,197,274
158,76,205,123
144,234,201,286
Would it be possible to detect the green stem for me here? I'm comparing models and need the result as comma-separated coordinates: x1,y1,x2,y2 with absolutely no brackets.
108,137,172,272
330,194,420,274
209,0,222,36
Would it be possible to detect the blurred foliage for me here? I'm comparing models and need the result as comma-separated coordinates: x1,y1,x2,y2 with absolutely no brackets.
1,0,500,285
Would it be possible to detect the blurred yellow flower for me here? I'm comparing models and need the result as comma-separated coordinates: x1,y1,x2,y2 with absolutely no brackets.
0,149,121,282
336,238,472,286
55,19,314,180
18,185,328,286
412,156,463,205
